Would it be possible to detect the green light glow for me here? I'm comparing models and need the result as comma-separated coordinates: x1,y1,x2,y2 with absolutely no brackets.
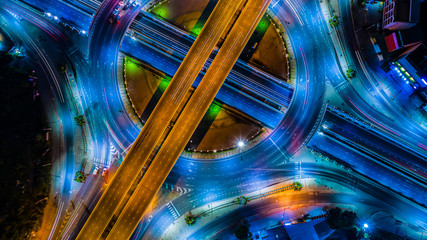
209,103,221,115
125,59,139,75
152,4,170,19
256,16,270,32
206,101,222,119
191,27,203,36
158,76,171,91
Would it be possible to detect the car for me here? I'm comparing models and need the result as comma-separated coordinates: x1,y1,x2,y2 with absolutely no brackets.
130,0,139,9
108,1,125,23
115,10,125,24
93,166,100,175
102,168,109,178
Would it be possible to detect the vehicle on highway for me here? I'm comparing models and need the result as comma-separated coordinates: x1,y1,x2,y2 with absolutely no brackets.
108,1,125,23
93,166,100,175
102,168,109,178
129,0,139,9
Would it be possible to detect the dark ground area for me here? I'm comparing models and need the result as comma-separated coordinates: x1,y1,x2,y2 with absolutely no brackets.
0,51,51,239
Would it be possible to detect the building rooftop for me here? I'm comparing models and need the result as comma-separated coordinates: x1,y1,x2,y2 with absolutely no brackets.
395,0,420,23
284,219,326,240
265,224,291,240
384,25,424,52
401,43,427,80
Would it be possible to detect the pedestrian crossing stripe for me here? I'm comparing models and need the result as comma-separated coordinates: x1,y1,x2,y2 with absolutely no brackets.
166,202,180,219
335,81,350,93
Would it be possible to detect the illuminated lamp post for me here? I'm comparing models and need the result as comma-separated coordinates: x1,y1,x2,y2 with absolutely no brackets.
238,141,244,161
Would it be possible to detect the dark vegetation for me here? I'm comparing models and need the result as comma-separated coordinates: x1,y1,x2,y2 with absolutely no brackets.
184,212,197,226
234,219,252,240
0,51,51,239
326,207,357,229
326,207,361,239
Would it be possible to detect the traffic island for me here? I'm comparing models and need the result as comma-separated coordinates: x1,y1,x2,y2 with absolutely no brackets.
150,0,289,82
249,14,289,80
124,0,292,157
123,57,265,154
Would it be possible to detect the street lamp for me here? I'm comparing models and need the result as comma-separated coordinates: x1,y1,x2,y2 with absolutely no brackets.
237,141,244,160
363,223,369,228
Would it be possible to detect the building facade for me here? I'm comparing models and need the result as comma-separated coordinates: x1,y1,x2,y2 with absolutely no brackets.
383,0,420,31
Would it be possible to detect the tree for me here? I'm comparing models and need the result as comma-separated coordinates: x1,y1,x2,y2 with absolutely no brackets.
74,115,85,126
60,64,67,73
329,15,339,28
184,212,197,226
243,197,250,205
234,220,252,240
74,171,86,183
326,207,357,229
0,51,52,238
293,182,303,191
236,196,251,205
346,68,356,79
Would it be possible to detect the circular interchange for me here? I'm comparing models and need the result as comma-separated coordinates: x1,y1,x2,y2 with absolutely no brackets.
124,0,292,157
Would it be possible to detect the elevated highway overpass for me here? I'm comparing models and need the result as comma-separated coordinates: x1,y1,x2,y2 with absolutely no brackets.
103,0,271,238
76,0,245,238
